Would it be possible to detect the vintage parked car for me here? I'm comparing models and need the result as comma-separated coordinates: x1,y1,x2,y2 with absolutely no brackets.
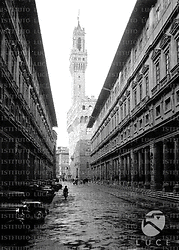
0,202,30,239
0,189,26,203
51,182,62,192
37,179,62,192
7,184,55,203
0,188,50,223
22,200,49,223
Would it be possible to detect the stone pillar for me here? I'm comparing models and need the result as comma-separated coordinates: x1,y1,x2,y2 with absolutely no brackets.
127,154,131,184
103,163,106,182
174,138,179,181
14,142,19,182
123,156,127,185
106,161,110,183
130,150,135,186
133,151,139,186
150,142,157,190
163,140,172,192
120,156,125,184
112,159,115,182
138,150,144,187
116,158,119,184
100,163,102,182
105,162,107,181
173,138,179,192
144,147,150,189
109,160,113,183
174,138,179,183
118,156,122,184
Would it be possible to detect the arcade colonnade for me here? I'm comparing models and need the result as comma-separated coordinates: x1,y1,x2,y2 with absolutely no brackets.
91,136,179,192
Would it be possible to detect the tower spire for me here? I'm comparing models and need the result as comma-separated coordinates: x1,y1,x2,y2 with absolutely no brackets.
77,9,80,27
70,12,87,103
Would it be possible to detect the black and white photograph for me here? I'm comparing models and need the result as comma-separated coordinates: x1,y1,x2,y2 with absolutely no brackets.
0,0,179,249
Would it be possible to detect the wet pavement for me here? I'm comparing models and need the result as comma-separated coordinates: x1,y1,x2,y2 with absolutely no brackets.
1,182,179,250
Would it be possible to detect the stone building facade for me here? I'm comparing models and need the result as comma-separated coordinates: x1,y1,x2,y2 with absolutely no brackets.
0,0,57,186
87,0,179,192
67,19,96,181
56,146,70,180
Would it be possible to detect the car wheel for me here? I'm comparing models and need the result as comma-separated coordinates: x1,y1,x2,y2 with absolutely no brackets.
33,209,45,222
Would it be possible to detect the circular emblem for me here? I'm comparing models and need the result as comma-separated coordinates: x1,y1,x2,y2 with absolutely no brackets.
141,210,165,236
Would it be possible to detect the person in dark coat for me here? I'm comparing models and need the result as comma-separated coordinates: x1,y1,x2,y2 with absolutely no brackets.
63,186,68,200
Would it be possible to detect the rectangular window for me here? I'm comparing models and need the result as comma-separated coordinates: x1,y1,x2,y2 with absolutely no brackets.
120,105,123,120
156,105,160,117
139,119,143,128
139,38,143,50
0,87,2,99
124,101,126,117
117,111,119,124
11,54,16,79
5,41,9,66
177,40,179,63
134,89,137,106
156,6,160,22
139,82,142,101
145,75,149,96
19,70,22,88
128,97,130,114
145,114,149,124
134,48,137,61
134,123,137,132
176,90,179,103
165,97,171,111
128,128,130,137
165,50,170,75
156,61,160,85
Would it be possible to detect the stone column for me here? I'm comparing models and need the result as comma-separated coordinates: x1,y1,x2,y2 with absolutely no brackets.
100,164,102,181
132,151,139,187
106,162,109,182
144,147,150,189
163,140,172,192
116,158,119,184
174,138,179,183
138,150,144,187
112,159,115,182
109,160,113,183
101,163,103,182
150,142,157,190
130,149,135,186
104,162,107,181
120,156,125,184
127,154,131,184
118,156,122,184
123,156,127,185
173,138,179,192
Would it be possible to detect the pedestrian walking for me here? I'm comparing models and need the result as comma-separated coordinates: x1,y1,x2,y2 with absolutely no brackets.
63,186,68,200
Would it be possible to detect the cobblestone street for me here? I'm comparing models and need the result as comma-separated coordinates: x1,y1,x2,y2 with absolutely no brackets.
1,183,179,250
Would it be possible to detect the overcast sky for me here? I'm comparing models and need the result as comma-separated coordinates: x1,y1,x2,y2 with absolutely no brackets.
35,0,137,147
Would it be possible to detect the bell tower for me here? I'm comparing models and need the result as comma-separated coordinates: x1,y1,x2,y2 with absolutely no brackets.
67,14,96,181
69,16,87,103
